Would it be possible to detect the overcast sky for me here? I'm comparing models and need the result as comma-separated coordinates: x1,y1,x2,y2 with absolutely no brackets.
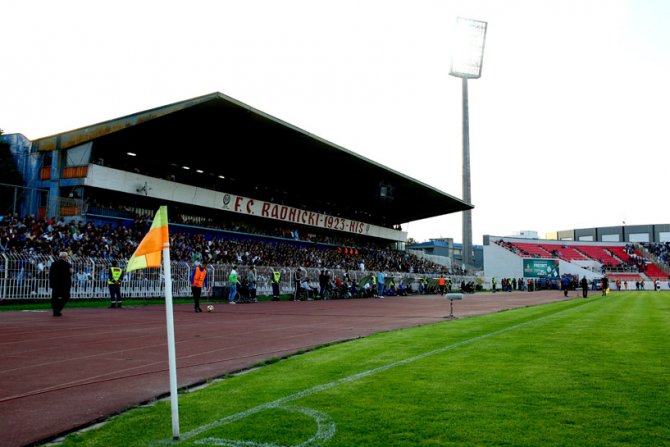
2,0,668,244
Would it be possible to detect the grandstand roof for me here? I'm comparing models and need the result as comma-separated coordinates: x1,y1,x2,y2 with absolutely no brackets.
31,92,472,227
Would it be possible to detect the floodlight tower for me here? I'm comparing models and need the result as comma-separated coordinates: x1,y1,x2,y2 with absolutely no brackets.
449,17,487,269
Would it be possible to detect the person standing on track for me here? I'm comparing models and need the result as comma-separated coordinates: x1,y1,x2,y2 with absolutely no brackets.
319,269,329,300
376,271,385,299
191,260,209,312
271,268,281,300
561,275,570,297
247,265,257,302
580,276,589,298
49,251,72,317
107,260,124,308
293,267,302,301
228,264,239,304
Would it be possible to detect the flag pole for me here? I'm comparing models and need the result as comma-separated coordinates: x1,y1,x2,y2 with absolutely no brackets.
163,244,180,439
125,205,179,438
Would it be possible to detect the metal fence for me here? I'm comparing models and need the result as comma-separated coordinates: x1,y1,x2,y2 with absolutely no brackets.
0,253,476,301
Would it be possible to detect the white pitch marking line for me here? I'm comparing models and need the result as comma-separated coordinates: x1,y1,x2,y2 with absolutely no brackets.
161,301,589,446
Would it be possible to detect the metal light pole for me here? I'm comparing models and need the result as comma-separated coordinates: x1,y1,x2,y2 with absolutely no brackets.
461,76,473,268
450,17,487,269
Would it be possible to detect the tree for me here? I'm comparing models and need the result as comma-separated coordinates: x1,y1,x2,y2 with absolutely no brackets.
0,140,23,186
0,129,26,214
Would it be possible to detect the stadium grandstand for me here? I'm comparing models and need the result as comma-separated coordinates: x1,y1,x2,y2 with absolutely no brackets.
483,234,670,290
0,92,475,301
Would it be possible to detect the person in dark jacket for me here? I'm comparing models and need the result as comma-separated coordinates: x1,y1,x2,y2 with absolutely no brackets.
580,276,589,298
601,276,609,296
561,276,570,297
49,251,72,317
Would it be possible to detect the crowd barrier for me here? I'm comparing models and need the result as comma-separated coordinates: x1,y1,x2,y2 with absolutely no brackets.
0,253,475,301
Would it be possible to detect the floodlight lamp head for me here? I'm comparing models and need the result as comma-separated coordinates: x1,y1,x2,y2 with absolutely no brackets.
449,17,488,79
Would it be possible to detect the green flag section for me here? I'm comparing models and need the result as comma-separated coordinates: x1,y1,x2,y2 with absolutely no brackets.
126,206,170,272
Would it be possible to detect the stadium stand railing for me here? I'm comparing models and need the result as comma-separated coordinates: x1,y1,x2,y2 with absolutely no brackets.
640,262,667,280
539,245,588,261
509,242,553,258
573,245,621,266
607,246,634,262
0,253,476,301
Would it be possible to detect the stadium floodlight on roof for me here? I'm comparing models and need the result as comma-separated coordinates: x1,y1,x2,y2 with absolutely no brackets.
449,17,487,79
449,16,487,269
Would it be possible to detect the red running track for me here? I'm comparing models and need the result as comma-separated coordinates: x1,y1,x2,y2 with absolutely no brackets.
0,291,573,446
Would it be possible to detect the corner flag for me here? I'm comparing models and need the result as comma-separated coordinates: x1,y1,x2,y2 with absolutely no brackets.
125,205,180,439
126,206,169,272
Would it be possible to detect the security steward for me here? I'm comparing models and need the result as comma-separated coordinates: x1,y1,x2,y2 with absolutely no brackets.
271,269,281,301
108,260,124,308
191,260,209,312
438,275,446,295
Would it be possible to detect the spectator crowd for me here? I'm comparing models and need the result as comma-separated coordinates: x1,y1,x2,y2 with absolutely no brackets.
0,213,455,275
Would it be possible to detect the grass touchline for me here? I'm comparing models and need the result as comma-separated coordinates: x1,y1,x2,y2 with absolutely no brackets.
164,298,597,445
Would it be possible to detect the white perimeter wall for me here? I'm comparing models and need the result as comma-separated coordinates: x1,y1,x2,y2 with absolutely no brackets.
483,242,524,279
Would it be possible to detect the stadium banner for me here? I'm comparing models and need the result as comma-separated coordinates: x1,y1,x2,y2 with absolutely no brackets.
85,165,407,241
523,259,559,278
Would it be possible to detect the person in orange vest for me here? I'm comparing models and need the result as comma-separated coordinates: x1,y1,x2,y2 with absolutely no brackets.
190,260,209,313
438,274,446,296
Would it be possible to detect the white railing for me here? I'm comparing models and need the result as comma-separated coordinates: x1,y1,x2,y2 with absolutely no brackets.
0,253,476,301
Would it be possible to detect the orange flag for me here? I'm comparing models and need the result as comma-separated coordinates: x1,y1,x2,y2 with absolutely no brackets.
126,206,169,272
